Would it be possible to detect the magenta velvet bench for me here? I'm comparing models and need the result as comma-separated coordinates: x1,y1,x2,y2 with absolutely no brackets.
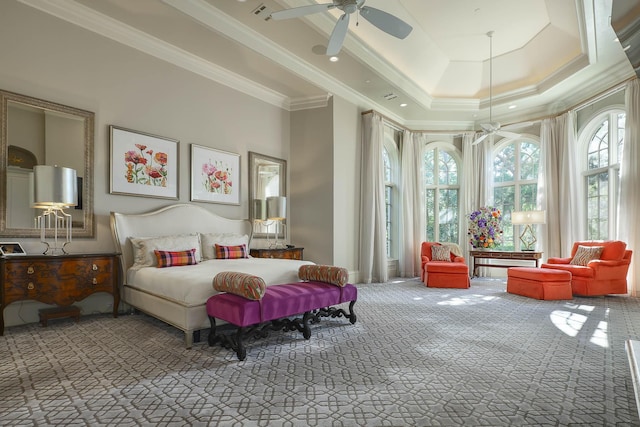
207,266,357,360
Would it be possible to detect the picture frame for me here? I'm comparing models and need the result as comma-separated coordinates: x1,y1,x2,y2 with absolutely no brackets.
190,144,240,205
0,242,26,256
109,125,179,199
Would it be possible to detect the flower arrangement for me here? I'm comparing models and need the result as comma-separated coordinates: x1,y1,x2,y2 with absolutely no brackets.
468,206,503,249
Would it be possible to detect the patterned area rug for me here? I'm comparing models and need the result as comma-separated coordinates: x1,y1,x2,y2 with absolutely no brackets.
2,278,640,426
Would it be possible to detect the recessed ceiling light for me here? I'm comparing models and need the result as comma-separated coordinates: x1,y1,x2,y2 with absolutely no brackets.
329,56,339,62
400,103,408,107
508,104,517,109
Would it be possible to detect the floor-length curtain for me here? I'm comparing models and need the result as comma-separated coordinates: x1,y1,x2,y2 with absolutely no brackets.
399,130,425,277
359,112,388,283
460,132,476,266
619,79,640,295
540,112,582,258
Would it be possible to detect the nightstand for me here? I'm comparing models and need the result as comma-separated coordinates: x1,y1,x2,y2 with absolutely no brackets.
0,253,120,334
250,247,304,260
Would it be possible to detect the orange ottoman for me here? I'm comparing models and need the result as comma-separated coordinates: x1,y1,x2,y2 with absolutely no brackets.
425,261,470,288
507,267,572,300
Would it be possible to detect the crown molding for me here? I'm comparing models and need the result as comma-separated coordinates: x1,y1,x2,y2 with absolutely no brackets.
162,0,408,122
17,0,291,110
289,94,333,111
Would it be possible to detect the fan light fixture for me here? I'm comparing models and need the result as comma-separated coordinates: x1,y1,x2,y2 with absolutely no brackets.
270,0,413,56
511,210,546,251
472,31,521,145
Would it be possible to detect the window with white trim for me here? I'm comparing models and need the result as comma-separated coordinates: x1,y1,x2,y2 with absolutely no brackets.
492,138,540,251
424,145,460,243
582,109,625,240
383,131,400,259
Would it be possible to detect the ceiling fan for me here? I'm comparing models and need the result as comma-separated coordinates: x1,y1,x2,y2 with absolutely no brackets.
270,0,413,56
473,31,521,145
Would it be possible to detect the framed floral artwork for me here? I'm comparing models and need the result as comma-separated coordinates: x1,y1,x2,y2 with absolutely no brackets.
109,126,179,199
190,144,240,205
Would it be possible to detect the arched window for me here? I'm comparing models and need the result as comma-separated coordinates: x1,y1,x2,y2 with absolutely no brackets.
492,138,541,251
581,109,625,239
383,129,400,259
424,145,460,243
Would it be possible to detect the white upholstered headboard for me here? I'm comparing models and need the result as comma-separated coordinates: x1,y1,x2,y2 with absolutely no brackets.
110,203,252,274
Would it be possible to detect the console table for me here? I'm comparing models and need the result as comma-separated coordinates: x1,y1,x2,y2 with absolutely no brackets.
470,250,542,277
0,253,120,334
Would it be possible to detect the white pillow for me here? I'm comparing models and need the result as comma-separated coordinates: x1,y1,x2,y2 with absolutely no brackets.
129,234,201,268
200,233,249,260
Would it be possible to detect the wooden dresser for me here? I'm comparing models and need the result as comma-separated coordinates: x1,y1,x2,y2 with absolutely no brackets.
0,253,120,334
250,247,304,260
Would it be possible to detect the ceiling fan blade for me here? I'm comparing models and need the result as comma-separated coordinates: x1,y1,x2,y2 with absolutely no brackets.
326,13,350,56
472,133,489,145
270,3,335,20
496,130,521,139
359,6,413,39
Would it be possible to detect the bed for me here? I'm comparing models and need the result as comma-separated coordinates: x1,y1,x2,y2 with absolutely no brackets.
110,203,313,348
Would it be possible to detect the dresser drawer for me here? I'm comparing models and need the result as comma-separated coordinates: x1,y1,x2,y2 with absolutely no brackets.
1,254,118,308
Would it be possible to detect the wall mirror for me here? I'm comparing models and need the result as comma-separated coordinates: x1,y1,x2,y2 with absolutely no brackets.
248,152,286,238
0,90,94,238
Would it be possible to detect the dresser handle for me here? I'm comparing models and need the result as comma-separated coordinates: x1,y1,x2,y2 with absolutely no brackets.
92,264,98,271
27,266,34,274
92,278,98,285
27,282,34,290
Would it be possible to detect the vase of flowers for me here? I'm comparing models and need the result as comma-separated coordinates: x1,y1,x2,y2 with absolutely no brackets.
468,206,503,249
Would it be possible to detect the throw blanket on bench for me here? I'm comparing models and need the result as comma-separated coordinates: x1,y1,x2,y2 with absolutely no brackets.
207,268,357,360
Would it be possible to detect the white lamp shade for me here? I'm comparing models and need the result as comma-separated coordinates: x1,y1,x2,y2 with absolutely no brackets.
511,210,545,225
253,199,267,221
33,165,77,207
266,196,286,220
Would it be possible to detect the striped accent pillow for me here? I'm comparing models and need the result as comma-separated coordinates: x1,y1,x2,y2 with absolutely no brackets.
570,245,604,266
154,248,198,268
298,264,349,287
213,271,266,300
214,244,248,259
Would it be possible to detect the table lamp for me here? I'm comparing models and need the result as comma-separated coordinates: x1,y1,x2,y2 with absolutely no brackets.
266,196,286,248
33,165,77,255
511,210,545,251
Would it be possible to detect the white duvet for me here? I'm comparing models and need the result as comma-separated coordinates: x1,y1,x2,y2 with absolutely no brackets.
126,257,314,307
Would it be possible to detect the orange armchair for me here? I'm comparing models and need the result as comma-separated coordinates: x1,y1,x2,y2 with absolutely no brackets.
541,240,632,296
421,242,470,288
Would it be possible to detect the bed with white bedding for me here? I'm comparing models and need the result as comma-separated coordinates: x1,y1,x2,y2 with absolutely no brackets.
110,204,313,348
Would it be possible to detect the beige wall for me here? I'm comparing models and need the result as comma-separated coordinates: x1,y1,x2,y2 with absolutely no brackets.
0,2,300,326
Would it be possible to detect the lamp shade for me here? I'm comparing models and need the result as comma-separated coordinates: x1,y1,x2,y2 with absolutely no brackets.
253,199,267,221
511,210,545,225
266,196,286,220
33,165,77,207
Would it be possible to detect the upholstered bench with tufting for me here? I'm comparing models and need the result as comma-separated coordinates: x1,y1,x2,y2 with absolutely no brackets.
206,266,357,360
507,267,572,300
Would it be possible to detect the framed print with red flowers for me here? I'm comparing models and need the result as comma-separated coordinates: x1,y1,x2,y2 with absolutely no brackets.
109,125,179,199
190,144,240,205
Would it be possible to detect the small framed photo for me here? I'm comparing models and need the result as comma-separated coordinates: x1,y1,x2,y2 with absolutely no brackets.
0,242,26,256
110,125,179,199
190,144,240,205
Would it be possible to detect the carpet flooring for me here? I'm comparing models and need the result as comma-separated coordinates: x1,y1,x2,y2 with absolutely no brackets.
2,278,640,426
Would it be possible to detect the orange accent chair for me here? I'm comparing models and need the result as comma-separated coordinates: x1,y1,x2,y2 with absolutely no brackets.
541,240,632,296
420,242,470,288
